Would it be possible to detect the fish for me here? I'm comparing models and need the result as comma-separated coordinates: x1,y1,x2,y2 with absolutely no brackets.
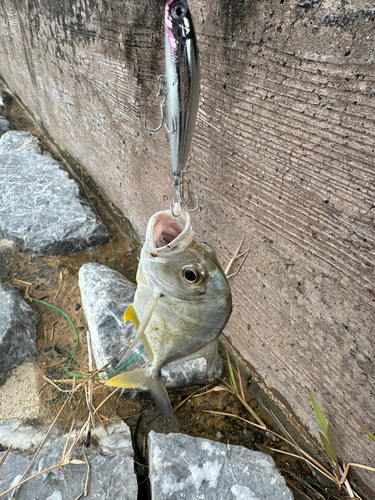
107,209,232,420
165,0,200,176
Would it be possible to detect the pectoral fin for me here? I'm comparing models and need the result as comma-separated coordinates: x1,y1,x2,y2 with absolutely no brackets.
126,293,161,352
201,339,219,376
124,304,140,329
118,294,160,373
141,333,154,361
168,339,219,377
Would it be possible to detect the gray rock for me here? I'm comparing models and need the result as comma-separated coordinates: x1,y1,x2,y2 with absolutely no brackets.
0,90,12,104
0,419,138,499
0,248,6,269
162,354,223,389
79,263,222,390
148,432,294,500
0,284,39,386
43,149,55,158
0,150,110,255
79,262,145,373
0,117,13,135
0,130,42,154
0,419,60,452
0,90,12,115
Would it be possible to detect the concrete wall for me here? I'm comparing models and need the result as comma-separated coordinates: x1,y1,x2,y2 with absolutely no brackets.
0,0,374,494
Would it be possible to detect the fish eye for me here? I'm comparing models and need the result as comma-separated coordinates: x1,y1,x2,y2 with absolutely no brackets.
181,265,204,285
172,4,186,19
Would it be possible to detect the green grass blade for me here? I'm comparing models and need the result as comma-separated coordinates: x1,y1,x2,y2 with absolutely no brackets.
226,352,237,394
327,422,338,456
310,392,328,439
319,432,336,463
358,422,375,443
219,378,232,391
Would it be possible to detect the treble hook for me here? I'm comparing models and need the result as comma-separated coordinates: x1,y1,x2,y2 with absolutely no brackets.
170,172,199,217
144,75,177,135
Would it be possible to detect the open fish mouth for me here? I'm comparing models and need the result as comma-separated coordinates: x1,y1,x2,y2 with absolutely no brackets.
150,210,192,250
153,212,185,248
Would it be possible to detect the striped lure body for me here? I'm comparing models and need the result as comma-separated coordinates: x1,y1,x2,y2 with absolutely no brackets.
165,0,200,175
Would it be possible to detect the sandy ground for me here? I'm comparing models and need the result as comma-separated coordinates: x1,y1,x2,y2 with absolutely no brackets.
0,363,40,421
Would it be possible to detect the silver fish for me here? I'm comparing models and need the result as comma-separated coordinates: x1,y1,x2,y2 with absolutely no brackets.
165,0,200,175
107,210,232,420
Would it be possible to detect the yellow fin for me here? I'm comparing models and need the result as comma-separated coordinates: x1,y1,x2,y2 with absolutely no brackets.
106,368,173,421
124,304,140,329
107,368,150,389
136,273,138,283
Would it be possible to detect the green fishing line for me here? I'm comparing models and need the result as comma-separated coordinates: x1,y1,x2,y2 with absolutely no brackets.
24,295,144,380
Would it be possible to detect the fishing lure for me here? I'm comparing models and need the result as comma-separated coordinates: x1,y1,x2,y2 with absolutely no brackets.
145,0,200,216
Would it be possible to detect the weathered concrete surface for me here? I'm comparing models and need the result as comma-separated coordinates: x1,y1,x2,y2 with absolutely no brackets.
0,149,110,255
0,284,39,386
0,0,374,494
79,262,222,389
0,419,138,499
148,431,293,500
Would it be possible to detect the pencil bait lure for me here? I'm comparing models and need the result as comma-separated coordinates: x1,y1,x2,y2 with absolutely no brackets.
145,0,200,216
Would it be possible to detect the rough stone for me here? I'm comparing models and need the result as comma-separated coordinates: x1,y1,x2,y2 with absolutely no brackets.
148,431,294,500
0,90,12,103
0,150,110,255
0,284,39,386
0,247,6,269
0,419,60,452
0,419,138,499
0,239,15,266
79,262,223,390
0,117,13,134
0,90,12,115
0,130,42,154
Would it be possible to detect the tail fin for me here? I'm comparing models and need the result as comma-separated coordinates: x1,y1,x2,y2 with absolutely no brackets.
107,368,173,421
148,374,173,421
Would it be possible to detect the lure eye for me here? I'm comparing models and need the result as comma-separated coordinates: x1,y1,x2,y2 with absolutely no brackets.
172,4,186,19
181,265,204,285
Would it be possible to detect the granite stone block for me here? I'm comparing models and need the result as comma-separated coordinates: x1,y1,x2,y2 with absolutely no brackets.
0,150,110,255
0,284,39,385
148,431,294,500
